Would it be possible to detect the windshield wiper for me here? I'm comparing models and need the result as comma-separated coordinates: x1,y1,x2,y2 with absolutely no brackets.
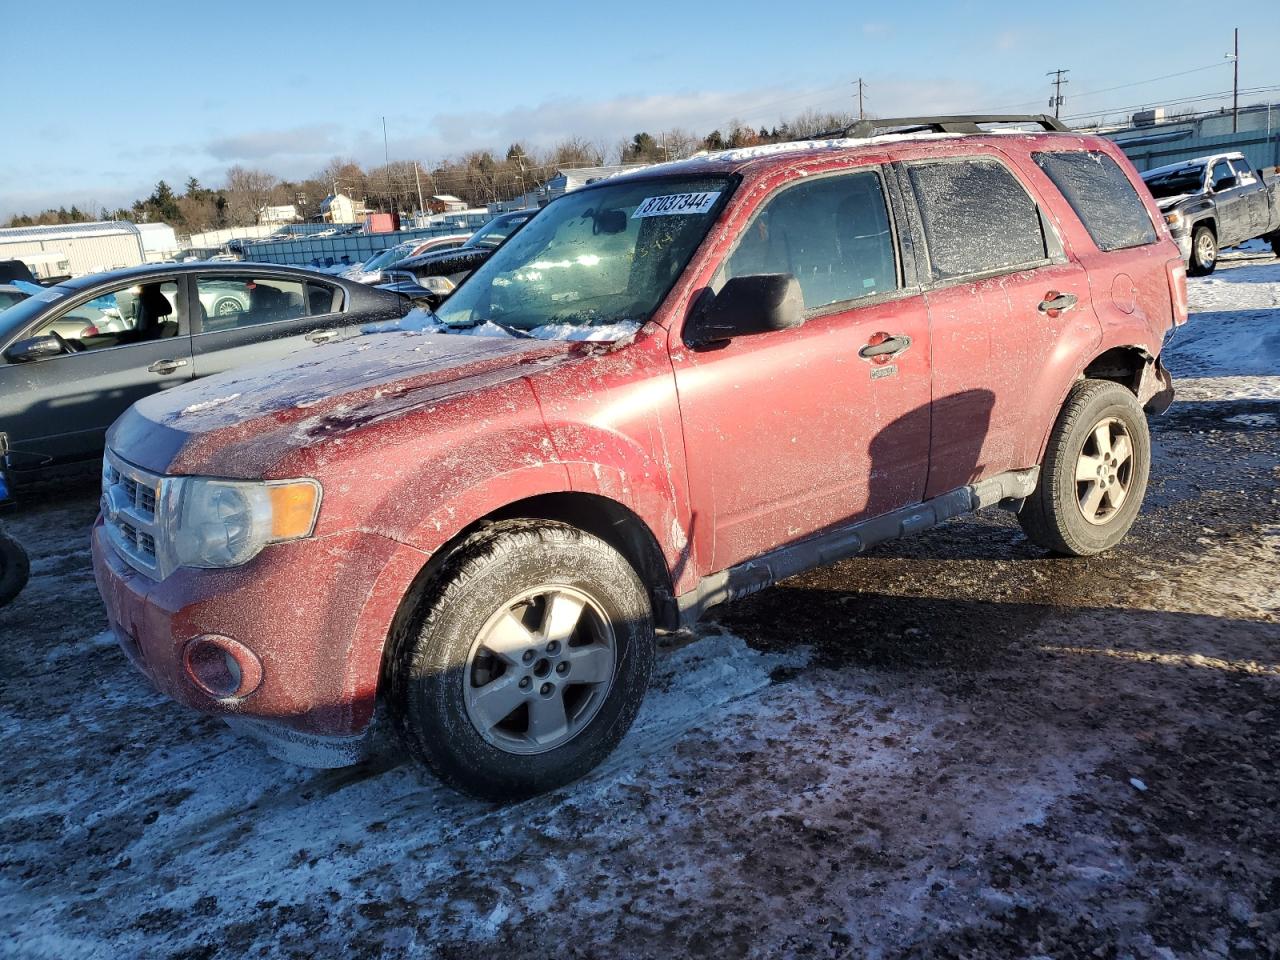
448,318,533,339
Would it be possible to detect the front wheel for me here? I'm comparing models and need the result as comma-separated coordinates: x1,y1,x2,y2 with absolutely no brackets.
1189,225,1218,276
0,527,31,607
1019,380,1151,556
387,520,655,800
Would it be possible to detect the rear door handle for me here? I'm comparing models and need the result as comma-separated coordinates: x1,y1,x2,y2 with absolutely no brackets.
1038,292,1078,317
859,334,912,360
305,328,340,344
148,358,189,375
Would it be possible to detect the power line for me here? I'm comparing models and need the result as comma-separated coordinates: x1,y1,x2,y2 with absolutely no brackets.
987,61,1231,113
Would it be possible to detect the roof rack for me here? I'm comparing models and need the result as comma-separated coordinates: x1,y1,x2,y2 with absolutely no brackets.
808,114,1069,141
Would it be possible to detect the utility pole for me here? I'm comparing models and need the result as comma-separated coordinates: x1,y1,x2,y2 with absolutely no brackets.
1047,69,1069,119
853,78,867,120
381,116,390,165
414,161,425,218
1230,27,1239,133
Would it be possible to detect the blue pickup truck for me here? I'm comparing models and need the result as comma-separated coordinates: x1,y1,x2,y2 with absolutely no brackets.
1142,152,1280,275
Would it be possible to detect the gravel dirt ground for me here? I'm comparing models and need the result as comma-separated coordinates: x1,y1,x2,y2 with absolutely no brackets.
1,252,1277,960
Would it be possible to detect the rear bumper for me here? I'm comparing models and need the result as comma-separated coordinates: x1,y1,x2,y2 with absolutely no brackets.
92,516,427,756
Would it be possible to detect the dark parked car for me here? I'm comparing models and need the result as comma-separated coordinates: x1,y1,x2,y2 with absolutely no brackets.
0,262,407,483
1141,152,1280,274
379,210,536,299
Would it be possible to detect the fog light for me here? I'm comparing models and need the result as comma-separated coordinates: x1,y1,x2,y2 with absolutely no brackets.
183,635,263,700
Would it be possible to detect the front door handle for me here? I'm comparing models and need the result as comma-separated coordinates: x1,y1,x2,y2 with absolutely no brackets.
305,328,339,344
859,333,912,360
1038,291,1078,317
148,358,189,375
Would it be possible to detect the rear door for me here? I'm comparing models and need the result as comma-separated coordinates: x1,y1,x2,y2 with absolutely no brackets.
0,278,193,473
671,166,932,571
190,272,356,378
900,153,1096,496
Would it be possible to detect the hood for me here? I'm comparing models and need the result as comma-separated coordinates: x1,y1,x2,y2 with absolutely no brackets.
109,332,574,478
396,246,491,275
1155,194,1194,211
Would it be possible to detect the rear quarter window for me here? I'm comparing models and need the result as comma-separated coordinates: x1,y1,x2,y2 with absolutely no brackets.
907,158,1047,280
1033,151,1158,252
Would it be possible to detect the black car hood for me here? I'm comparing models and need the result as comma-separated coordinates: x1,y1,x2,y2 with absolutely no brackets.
394,246,493,276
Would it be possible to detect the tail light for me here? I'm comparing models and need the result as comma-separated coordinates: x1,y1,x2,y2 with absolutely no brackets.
1166,257,1188,326
80,325,99,337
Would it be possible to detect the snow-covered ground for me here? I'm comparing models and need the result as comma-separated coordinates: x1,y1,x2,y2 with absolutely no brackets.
1,250,1277,959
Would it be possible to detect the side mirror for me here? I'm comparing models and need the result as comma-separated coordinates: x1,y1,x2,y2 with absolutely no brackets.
5,335,64,363
686,274,805,347
1214,175,1238,191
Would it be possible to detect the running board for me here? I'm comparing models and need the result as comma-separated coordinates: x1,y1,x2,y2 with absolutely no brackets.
676,467,1039,627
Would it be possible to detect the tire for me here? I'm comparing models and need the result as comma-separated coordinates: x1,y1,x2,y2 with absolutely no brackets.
1188,225,1218,276
0,527,31,607
1270,234,1280,258
1018,379,1151,557
213,297,242,317
387,519,655,800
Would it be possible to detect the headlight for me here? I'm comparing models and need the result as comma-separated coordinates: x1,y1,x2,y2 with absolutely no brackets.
1164,210,1186,232
170,478,321,569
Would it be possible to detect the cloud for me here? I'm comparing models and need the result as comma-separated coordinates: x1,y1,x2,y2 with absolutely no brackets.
204,124,344,163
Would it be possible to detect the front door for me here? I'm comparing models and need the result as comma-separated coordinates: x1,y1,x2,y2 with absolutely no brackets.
0,277,193,473
672,167,931,573
1209,157,1253,248
190,273,356,378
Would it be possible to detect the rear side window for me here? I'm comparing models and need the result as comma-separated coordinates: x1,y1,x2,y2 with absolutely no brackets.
725,169,899,311
907,159,1046,280
1034,151,1158,252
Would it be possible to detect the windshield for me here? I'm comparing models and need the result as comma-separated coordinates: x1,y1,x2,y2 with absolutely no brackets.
435,177,730,333
0,288,30,311
362,242,415,271
1143,166,1205,199
0,284,71,342
464,213,533,250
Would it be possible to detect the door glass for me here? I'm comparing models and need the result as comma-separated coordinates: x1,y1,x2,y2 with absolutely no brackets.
908,159,1047,280
724,170,899,310
1211,160,1235,190
32,280,181,352
1033,151,1158,252
306,281,343,315
197,276,306,332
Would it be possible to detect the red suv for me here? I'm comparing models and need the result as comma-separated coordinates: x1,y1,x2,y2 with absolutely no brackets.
92,116,1188,798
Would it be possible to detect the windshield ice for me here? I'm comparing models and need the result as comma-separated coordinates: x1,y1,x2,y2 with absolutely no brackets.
434,176,730,334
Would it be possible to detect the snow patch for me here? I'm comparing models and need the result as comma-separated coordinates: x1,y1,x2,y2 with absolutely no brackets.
178,393,241,415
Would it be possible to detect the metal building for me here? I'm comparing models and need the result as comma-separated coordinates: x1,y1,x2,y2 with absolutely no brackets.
0,221,147,277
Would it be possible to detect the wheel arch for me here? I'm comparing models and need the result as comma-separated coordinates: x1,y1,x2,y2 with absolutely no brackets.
376,490,678,693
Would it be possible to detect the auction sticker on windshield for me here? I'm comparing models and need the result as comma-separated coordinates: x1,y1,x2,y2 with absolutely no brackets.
632,192,721,218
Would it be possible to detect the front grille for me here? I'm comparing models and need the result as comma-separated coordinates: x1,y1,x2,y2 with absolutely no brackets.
102,450,169,578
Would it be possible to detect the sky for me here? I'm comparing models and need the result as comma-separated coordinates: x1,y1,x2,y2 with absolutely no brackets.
1,0,1275,219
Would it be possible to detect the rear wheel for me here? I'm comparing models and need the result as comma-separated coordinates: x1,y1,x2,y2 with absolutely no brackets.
1189,225,1218,276
1019,380,1151,556
387,520,655,800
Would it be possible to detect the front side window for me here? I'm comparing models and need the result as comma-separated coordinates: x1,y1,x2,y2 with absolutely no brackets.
723,169,898,312
435,176,729,334
1211,159,1236,190
908,158,1047,280
33,280,181,352
1034,151,1158,252
197,276,306,332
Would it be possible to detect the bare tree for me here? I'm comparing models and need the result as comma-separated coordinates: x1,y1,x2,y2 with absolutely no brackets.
224,166,279,225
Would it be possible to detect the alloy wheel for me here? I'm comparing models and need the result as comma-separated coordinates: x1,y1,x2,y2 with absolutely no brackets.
463,585,616,755
1074,416,1134,525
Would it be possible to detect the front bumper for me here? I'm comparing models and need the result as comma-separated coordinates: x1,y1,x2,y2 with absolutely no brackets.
92,517,423,764
1172,232,1192,262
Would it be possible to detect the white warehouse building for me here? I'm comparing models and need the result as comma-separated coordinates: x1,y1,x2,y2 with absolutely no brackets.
0,221,149,278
